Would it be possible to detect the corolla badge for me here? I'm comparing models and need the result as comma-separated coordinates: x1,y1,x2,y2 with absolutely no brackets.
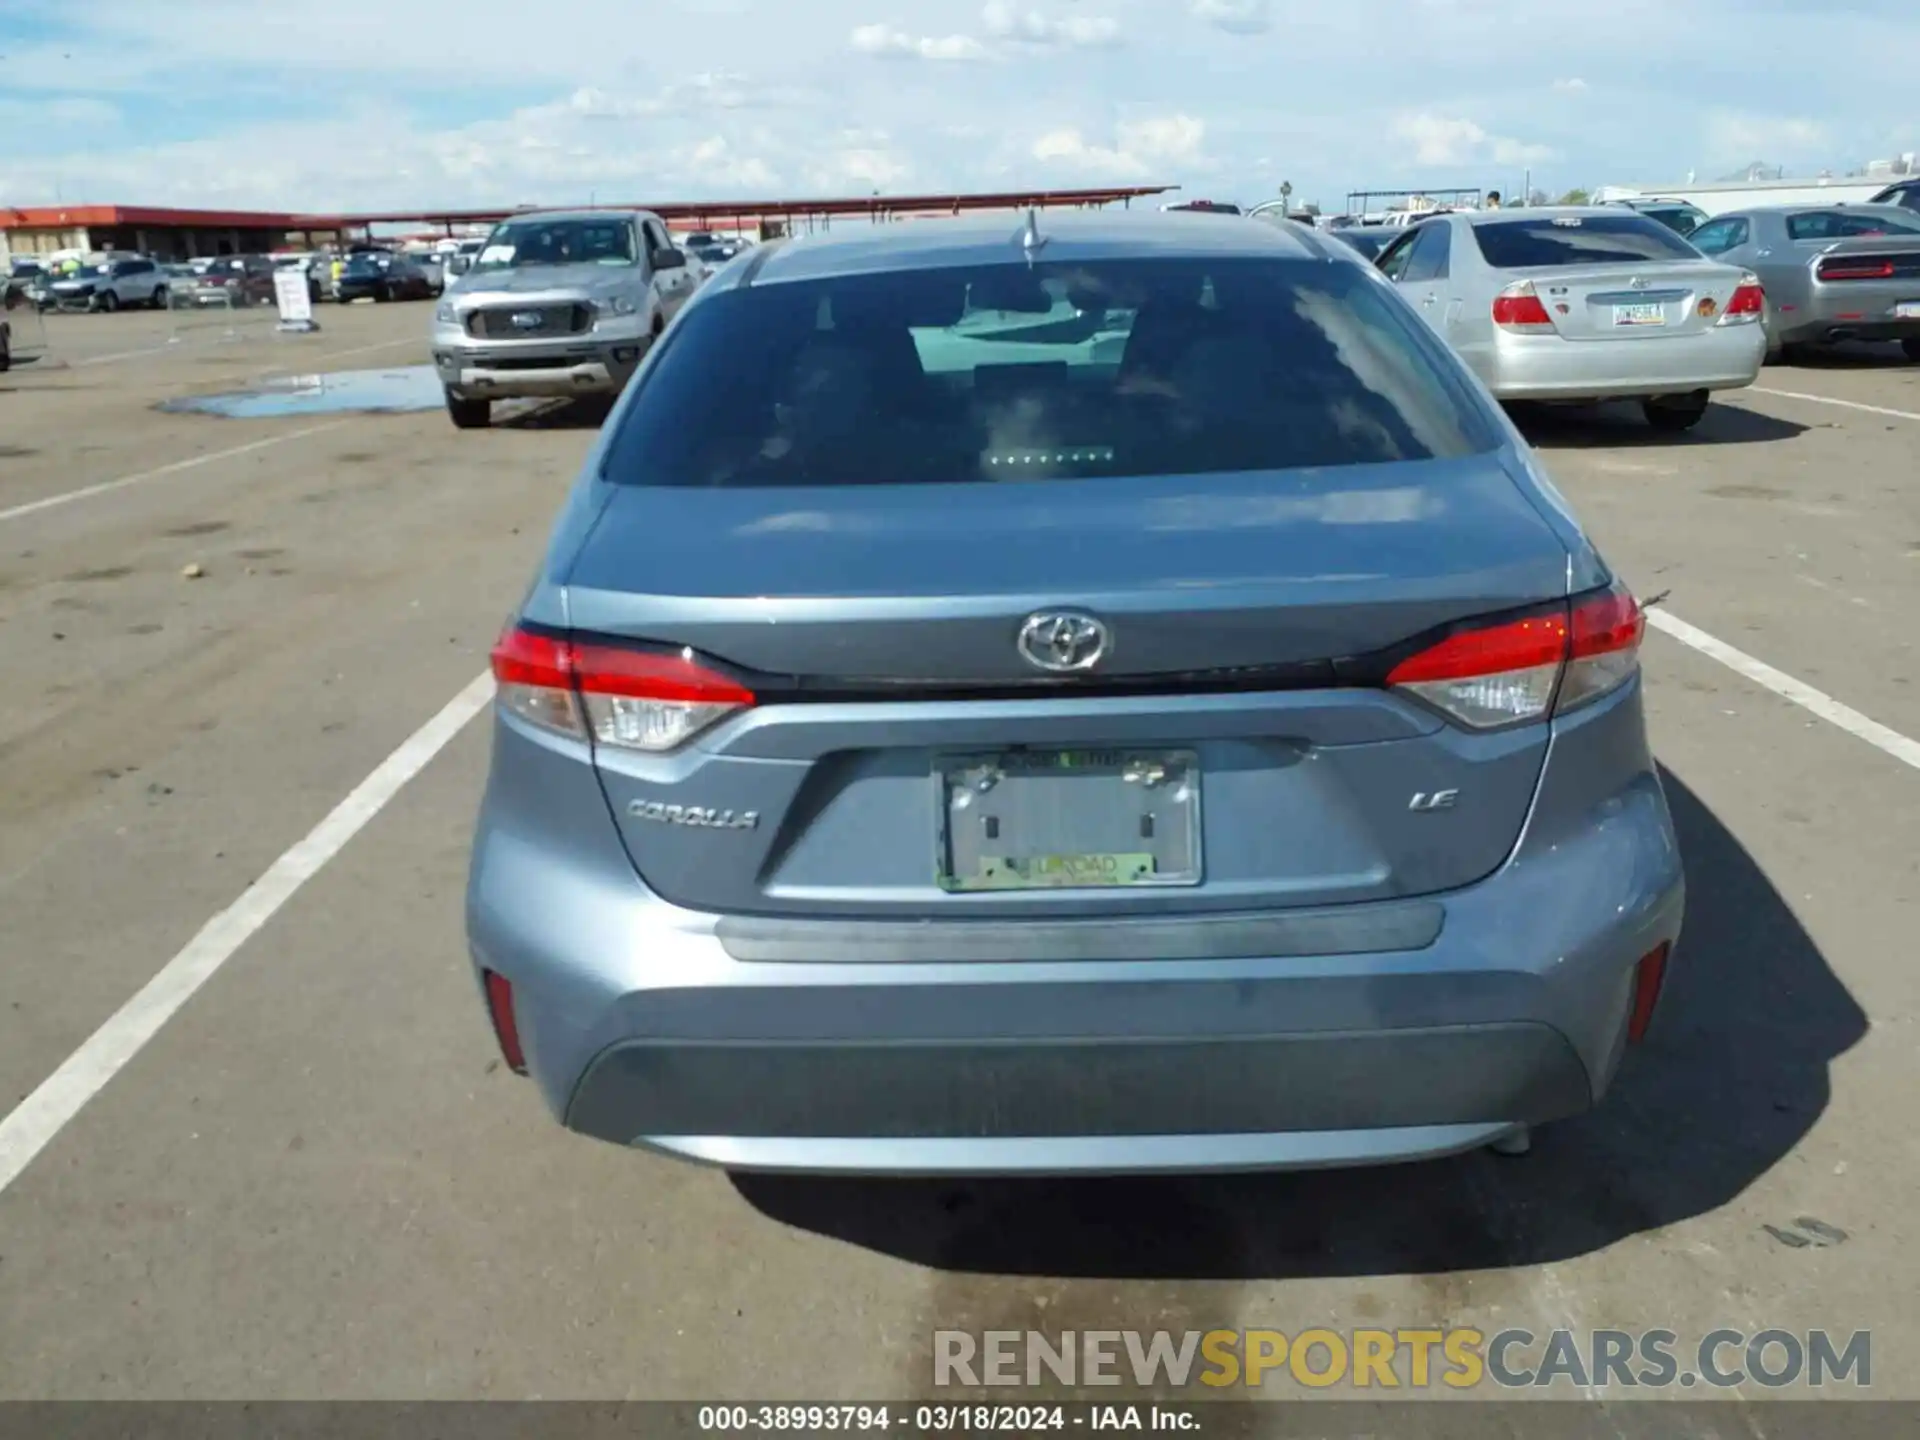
1017,610,1110,673
628,799,758,830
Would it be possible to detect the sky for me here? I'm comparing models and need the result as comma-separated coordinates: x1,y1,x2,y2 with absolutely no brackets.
1,0,1916,215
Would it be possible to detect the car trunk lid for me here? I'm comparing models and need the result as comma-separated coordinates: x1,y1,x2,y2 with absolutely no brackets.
1502,260,1743,341
562,460,1576,920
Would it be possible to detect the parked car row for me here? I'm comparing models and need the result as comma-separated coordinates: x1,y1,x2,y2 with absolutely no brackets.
1307,199,1920,431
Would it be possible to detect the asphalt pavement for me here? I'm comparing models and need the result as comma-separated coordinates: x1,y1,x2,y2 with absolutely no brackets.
1,303,1916,1413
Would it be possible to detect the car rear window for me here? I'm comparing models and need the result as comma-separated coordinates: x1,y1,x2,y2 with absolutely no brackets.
1786,210,1920,240
1471,215,1699,268
601,257,1497,489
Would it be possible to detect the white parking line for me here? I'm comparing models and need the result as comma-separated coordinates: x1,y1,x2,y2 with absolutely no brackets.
1749,387,1920,424
0,422,347,524
0,672,494,1197
1649,610,1920,773
66,334,419,372
69,342,186,368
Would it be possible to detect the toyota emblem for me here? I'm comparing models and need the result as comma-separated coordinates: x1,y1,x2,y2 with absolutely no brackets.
1017,610,1110,673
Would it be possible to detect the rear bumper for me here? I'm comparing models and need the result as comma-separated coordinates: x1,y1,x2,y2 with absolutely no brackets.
466,684,1685,1176
1776,291,1920,346
1487,325,1764,400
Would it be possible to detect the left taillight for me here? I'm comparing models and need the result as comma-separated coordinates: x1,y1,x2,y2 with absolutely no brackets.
489,623,755,752
1717,274,1765,325
1385,582,1645,730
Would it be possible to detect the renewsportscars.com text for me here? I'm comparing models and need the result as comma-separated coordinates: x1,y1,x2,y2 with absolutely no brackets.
933,1328,1872,1391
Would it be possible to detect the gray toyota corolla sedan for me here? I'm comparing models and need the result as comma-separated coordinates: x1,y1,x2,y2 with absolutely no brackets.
466,209,1685,1176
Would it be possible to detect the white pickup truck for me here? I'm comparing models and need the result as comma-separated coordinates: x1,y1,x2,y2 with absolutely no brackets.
429,208,699,428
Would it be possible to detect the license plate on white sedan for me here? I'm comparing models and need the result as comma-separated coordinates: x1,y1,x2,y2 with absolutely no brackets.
1613,303,1666,327
935,748,1202,892
1895,301,1920,319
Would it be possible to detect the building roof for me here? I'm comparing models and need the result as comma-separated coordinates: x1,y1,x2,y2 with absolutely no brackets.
283,185,1176,229
2,187,1176,240
1,204,360,230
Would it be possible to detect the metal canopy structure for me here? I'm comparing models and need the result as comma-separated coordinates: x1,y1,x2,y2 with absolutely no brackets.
1343,187,1484,214
287,185,1177,239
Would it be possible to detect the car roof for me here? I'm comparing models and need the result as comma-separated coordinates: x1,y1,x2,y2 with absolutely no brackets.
1705,202,1919,219
723,209,1332,288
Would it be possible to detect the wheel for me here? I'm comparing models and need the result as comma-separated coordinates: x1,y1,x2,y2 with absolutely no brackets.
446,389,491,429
309,282,321,303
1642,392,1709,433
151,286,169,310
375,284,392,303
0,330,11,373
97,289,120,313
1903,338,1920,363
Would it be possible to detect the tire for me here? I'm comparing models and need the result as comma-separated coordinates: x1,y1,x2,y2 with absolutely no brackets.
1903,338,1920,363
97,290,120,313
1642,392,1710,433
446,389,491,429
375,284,392,304
0,331,11,374
151,286,169,310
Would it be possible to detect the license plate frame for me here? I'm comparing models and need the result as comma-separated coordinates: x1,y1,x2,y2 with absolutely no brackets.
1612,302,1666,328
934,747,1203,892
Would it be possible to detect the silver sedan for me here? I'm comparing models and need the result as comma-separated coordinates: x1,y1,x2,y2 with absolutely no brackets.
1372,207,1767,431
1686,204,1920,362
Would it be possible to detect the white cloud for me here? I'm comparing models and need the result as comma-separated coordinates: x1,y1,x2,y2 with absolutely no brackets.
0,96,123,126
1032,114,1210,179
1392,112,1555,168
2,0,1918,220
850,24,989,61
1704,111,1832,165
1191,0,1271,35
982,3,1123,48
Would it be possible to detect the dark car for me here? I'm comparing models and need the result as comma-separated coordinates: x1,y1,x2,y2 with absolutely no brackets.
1868,177,1920,214
1609,197,1709,238
465,210,1682,1177
6,257,42,310
185,254,279,308
1328,227,1398,260
335,251,435,303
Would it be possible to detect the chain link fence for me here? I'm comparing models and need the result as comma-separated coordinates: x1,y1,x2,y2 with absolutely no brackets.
166,260,283,346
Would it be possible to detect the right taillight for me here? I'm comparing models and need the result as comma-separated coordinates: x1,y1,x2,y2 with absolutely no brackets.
1386,582,1645,729
1818,257,1894,281
1491,281,1555,332
489,623,755,752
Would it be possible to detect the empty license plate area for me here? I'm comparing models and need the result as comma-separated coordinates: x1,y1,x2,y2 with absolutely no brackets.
936,748,1202,891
